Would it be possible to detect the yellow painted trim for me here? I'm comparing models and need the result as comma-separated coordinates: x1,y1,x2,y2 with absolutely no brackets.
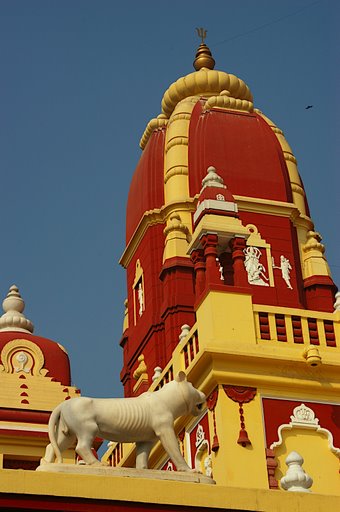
0,339,47,376
161,68,253,118
1,469,340,511
234,195,302,220
163,100,196,261
139,116,168,150
204,95,253,112
120,199,198,268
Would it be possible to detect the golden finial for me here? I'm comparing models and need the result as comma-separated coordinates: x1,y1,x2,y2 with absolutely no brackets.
193,28,215,71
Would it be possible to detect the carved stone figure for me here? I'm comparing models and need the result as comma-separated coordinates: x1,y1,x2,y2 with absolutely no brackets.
41,371,206,472
204,454,212,477
243,246,269,286
272,254,293,289
280,255,293,289
137,282,144,316
216,258,224,281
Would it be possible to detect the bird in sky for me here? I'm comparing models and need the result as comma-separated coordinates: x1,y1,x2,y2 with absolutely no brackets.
305,105,313,109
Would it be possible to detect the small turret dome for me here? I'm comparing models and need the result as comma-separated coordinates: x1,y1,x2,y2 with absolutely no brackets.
0,285,72,385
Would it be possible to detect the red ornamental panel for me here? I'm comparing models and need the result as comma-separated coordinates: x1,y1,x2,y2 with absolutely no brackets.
207,387,219,452
178,429,185,456
188,413,210,470
161,459,176,471
223,385,257,447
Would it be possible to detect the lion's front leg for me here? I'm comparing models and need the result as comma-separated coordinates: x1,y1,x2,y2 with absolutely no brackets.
136,441,153,469
158,427,192,472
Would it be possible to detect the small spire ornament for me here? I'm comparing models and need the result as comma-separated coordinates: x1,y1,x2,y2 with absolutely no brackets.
201,166,226,191
0,285,34,333
193,28,215,71
280,452,313,492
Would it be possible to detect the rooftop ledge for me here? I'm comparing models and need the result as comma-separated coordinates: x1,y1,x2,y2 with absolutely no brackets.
1,468,339,512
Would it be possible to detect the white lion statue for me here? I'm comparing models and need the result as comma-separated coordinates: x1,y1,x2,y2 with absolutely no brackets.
41,371,206,471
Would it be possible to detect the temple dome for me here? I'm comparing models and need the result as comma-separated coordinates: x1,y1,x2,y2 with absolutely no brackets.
0,331,72,386
125,57,306,246
0,286,72,386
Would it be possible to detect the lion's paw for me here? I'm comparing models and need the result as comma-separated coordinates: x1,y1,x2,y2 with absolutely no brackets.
89,460,109,467
177,466,202,474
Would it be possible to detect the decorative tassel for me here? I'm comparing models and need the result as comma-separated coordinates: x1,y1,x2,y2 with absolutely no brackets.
223,385,256,447
237,403,251,446
212,433,220,452
207,387,220,452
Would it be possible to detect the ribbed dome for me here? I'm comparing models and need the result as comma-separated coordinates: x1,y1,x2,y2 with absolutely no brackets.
188,101,295,202
126,129,165,244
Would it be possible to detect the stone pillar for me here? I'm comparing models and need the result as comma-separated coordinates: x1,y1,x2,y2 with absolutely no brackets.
201,234,220,285
230,237,248,287
191,249,206,298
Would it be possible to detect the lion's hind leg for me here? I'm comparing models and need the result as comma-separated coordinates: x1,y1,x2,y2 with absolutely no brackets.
41,429,76,465
75,422,100,465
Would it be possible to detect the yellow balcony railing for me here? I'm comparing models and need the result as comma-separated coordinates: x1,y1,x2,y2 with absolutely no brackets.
253,305,339,348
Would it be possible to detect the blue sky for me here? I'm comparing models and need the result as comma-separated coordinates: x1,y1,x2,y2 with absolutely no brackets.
0,0,338,398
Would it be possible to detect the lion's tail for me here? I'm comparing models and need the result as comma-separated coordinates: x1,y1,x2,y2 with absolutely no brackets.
48,403,63,464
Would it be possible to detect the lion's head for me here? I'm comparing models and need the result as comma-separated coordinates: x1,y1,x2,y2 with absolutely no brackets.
175,371,206,416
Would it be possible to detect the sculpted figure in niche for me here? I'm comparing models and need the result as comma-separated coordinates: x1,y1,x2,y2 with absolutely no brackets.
41,371,206,472
243,246,269,286
272,254,293,290
137,282,144,317
280,255,293,290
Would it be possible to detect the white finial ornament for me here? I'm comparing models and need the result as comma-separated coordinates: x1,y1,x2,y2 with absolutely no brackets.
0,285,34,333
152,366,163,382
179,324,190,342
201,166,226,191
280,451,313,492
334,291,340,312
